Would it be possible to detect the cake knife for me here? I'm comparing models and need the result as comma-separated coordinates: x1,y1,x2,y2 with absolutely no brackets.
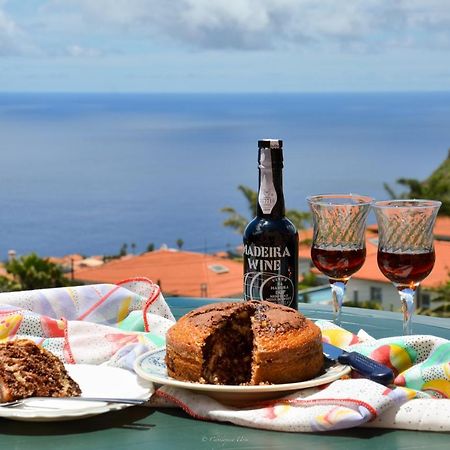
322,342,394,385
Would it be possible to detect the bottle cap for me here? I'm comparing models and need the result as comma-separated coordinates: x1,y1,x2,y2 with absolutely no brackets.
258,139,283,168
258,139,283,149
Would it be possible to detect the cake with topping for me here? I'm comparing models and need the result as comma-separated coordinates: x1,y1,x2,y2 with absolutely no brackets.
165,301,324,385
0,340,81,402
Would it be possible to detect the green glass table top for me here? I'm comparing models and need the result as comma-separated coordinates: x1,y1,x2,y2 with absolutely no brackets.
1,406,449,450
1,298,448,449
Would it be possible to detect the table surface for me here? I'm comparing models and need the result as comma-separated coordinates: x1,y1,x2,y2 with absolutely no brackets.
1,299,449,449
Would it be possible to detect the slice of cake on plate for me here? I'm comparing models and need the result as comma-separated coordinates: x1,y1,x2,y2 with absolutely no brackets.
0,340,81,402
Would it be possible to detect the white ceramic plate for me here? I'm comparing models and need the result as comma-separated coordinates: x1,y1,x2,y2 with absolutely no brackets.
0,364,152,422
134,348,351,406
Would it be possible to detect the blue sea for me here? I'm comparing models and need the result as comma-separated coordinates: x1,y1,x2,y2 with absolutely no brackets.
0,92,449,258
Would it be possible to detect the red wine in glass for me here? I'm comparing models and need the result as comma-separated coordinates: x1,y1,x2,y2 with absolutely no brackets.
377,250,435,286
311,247,366,280
373,199,441,335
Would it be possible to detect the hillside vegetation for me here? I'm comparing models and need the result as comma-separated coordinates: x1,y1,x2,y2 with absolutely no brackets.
384,149,450,215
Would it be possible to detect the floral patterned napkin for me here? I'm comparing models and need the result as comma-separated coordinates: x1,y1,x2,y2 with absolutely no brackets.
0,278,174,369
318,320,450,399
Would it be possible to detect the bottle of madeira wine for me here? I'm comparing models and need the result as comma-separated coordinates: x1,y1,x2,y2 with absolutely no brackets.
243,139,298,309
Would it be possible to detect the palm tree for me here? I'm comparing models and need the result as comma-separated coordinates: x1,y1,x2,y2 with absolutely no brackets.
221,186,257,235
384,149,450,215
221,184,311,235
119,243,128,256
5,253,70,290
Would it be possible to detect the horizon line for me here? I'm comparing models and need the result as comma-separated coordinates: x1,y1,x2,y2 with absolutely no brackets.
1,90,450,96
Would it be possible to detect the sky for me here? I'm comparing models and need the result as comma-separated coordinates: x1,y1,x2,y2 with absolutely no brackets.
1,0,450,92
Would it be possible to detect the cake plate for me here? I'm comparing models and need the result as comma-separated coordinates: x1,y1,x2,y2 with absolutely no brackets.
134,348,351,406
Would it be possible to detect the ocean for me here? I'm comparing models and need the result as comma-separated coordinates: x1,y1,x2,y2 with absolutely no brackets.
0,92,449,258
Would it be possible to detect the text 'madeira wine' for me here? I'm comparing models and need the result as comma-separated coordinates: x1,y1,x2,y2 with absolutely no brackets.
243,139,299,309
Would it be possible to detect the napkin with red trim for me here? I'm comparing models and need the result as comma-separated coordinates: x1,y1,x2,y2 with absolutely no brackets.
0,278,174,369
152,320,450,433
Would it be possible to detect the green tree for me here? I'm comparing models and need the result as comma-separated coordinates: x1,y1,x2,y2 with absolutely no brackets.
221,185,257,235
384,149,450,215
344,300,383,310
221,185,311,234
176,238,184,250
430,279,450,317
0,275,21,292
298,271,319,290
5,253,70,291
418,277,450,318
119,243,128,257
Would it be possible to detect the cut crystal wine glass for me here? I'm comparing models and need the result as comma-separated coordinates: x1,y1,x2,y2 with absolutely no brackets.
307,194,373,325
373,199,441,335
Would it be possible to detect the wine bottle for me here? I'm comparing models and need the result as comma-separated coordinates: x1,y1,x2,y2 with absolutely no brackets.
243,139,298,309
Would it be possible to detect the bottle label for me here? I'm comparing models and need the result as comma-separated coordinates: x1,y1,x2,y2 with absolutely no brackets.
258,148,277,214
243,244,295,307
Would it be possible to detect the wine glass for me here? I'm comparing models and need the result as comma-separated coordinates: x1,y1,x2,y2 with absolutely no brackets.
307,194,373,325
373,199,441,335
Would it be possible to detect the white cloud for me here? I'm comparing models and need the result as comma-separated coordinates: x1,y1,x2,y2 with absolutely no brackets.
0,7,31,55
43,0,450,51
5,0,450,56
66,44,101,58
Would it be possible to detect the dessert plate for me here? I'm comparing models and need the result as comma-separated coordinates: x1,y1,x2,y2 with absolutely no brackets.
0,364,152,422
134,348,351,406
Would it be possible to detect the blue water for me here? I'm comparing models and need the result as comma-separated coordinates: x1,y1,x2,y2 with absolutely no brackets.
0,92,449,258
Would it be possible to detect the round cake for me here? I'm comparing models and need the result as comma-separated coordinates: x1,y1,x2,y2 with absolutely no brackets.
165,301,324,385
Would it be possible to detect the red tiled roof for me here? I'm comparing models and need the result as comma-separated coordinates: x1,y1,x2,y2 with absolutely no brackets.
73,249,243,298
434,216,450,239
300,228,313,242
48,254,84,265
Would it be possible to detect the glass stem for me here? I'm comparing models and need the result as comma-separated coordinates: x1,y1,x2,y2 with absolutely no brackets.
330,280,347,326
397,286,416,335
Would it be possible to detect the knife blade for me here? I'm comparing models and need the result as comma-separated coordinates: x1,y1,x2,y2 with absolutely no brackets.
323,342,394,385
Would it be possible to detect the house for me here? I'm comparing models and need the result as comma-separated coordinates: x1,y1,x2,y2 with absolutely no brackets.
48,254,105,278
73,248,243,298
